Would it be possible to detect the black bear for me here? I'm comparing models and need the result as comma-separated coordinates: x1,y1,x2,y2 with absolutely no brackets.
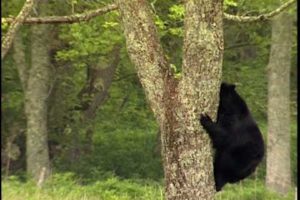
200,82,264,191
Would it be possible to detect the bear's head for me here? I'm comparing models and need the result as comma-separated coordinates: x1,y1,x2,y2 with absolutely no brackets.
220,82,236,96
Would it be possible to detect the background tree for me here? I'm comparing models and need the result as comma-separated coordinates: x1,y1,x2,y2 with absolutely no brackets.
18,1,52,185
266,11,293,195
25,22,51,185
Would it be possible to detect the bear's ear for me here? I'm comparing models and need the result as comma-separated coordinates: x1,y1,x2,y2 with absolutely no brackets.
221,82,227,89
221,82,236,90
229,84,236,90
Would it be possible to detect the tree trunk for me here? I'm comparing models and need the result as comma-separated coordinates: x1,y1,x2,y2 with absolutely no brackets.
266,12,292,195
13,24,51,185
25,3,51,185
13,30,28,90
116,0,223,199
68,44,121,159
81,45,121,121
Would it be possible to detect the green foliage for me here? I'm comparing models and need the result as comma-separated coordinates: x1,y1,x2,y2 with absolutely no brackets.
1,0,25,16
52,64,163,181
290,121,298,185
168,5,184,21
166,5,184,37
1,20,9,32
2,54,26,143
56,10,122,62
155,15,167,31
224,0,238,10
55,128,163,181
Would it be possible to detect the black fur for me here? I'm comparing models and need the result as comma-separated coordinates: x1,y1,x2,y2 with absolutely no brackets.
200,82,264,191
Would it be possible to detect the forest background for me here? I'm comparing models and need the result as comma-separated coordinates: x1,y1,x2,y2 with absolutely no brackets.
1,0,297,199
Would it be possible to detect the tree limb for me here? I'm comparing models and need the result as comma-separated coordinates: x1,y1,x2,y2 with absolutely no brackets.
224,0,295,22
2,3,117,25
115,0,171,122
2,0,39,60
2,0,295,26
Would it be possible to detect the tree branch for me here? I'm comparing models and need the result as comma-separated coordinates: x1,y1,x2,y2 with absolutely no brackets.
115,0,171,122
2,0,295,26
2,0,39,59
224,0,295,22
2,3,117,25
225,42,256,50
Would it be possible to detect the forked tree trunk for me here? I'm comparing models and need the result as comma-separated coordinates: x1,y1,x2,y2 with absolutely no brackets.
116,0,223,199
266,12,292,195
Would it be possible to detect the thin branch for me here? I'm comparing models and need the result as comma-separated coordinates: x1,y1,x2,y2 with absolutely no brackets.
224,0,296,22
225,42,256,50
2,0,39,60
114,73,137,81
2,3,117,25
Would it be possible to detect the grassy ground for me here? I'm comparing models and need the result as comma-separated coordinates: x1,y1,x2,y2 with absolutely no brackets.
2,173,296,200
2,122,297,200
2,174,163,200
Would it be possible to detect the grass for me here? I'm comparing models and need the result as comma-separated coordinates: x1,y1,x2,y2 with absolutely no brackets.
2,173,296,200
2,174,164,200
216,179,296,200
2,122,297,200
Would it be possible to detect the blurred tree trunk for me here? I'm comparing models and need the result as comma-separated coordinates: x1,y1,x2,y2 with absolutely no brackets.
116,0,223,199
13,30,28,90
81,45,121,152
23,2,51,185
80,45,121,122
266,12,292,195
68,45,121,161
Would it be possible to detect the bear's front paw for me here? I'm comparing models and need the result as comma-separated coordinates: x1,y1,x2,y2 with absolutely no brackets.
200,113,212,127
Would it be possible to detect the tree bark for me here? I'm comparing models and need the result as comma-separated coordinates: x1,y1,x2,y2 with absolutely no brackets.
266,12,292,195
116,0,223,199
24,4,51,184
172,0,224,199
2,0,39,59
13,30,29,90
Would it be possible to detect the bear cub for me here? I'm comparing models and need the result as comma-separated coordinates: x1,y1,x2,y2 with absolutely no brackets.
200,82,264,191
